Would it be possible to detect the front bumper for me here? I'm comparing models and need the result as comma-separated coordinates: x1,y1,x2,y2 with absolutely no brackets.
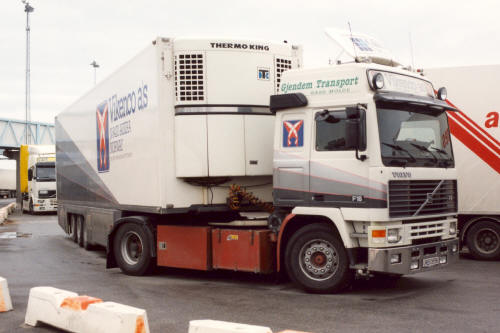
368,238,459,275
33,199,57,212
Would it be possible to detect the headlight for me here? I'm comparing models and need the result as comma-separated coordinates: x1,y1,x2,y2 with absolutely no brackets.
39,190,48,195
373,73,385,89
387,228,401,243
449,222,457,235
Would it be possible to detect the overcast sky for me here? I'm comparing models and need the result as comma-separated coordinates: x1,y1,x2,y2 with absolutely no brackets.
1,0,500,125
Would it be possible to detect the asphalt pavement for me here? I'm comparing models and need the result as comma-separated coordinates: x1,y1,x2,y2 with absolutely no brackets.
1,210,499,333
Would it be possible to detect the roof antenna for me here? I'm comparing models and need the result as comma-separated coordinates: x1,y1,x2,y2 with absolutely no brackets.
409,31,415,70
348,22,358,62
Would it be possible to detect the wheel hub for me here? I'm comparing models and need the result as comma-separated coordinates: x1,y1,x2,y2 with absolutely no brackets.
121,231,143,265
299,239,338,281
475,228,500,254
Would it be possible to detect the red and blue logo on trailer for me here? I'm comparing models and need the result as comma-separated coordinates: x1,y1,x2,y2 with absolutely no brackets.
283,120,304,147
96,101,110,172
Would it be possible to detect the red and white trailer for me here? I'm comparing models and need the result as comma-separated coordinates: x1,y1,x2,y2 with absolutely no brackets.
426,65,500,260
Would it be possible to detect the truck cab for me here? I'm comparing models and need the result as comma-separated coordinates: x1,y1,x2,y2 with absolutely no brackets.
270,62,460,292
21,145,57,213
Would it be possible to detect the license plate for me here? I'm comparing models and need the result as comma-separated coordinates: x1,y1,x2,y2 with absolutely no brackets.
423,256,440,267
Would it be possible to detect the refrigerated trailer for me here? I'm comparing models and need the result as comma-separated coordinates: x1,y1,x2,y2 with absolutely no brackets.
425,65,500,260
57,36,460,293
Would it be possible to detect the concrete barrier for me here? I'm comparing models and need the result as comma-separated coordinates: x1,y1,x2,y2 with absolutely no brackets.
189,320,272,333
0,277,13,312
25,287,149,333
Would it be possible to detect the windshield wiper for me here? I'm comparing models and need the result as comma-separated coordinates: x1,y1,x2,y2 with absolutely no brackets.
430,147,454,167
410,143,438,163
431,147,448,156
381,142,417,162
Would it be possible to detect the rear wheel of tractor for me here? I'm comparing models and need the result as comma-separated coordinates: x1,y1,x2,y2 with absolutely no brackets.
466,220,500,260
285,223,354,293
69,215,77,242
113,223,154,276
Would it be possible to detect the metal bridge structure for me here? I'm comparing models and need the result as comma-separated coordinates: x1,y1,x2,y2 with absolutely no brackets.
0,117,55,150
0,117,55,209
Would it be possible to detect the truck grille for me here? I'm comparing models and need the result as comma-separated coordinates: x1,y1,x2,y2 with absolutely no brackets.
388,180,457,218
39,190,56,199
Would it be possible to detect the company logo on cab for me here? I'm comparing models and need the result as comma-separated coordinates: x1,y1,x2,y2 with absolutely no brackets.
96,102,110,172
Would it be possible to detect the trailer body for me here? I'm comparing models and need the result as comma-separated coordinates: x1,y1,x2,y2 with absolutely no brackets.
425,65,500,259
0,168,16,198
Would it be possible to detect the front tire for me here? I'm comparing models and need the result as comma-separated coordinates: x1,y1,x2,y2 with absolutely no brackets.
113,223,154,276
29,199,34,215
466,220,500,260
285,223,354,293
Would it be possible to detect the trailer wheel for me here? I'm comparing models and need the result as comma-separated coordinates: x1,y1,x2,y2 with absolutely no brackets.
76,215,84,247
82,218,92,250
466,220,500,260
69,215,77,242
285,223,354,293
113,223,154,276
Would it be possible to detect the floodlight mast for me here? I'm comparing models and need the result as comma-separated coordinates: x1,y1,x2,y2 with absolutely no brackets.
23,0,34,144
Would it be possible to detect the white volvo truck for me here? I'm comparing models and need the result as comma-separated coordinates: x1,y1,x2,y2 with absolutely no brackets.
426,65,500,260
56,35,459,293
20,145,57,213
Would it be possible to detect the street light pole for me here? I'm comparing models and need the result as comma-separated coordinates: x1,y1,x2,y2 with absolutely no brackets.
23,0,34,145
90,60,99,85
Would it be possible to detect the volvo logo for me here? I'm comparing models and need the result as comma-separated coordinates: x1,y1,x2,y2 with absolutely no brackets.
426,193,434,203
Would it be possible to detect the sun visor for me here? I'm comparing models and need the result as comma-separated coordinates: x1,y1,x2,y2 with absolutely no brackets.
374,92,458,112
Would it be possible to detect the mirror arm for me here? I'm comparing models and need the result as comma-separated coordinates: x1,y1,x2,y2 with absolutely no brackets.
355,149,367,161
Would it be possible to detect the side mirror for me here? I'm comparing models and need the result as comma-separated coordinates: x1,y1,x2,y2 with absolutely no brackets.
28,169,33,181
345,119,360,149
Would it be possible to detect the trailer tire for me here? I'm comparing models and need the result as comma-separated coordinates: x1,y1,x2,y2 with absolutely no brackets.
69,215,77,242
82,218,92,250
76,215,84,247
466,220,500,260
113,223,154,276
285,223,354,293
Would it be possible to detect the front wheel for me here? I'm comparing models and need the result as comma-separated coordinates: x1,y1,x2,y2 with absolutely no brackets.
285,223,354,293
113,223,154,276
466,220,500,260
29,199,34,215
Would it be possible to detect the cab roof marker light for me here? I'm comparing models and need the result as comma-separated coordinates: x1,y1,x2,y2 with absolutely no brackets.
437,87,447,100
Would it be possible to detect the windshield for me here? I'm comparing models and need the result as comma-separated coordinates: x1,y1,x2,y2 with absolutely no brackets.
36,165,56,181
377,104,454,168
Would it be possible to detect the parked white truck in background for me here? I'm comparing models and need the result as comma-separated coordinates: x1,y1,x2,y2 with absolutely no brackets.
0,165,16,198
425,65,500,260
56,35,459,293
20,145,57,213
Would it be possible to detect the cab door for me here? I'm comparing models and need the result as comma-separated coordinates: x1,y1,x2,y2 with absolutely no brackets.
273,110,311,207
309,108,371,208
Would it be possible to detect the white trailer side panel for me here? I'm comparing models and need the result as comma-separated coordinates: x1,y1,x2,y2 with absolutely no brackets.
0,168,16,191
56,42,165,210
425,65,500,214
